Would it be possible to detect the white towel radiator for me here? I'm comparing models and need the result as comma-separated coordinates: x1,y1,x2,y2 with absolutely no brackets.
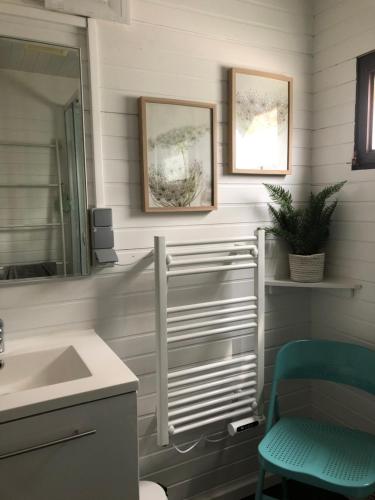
154,229,265,446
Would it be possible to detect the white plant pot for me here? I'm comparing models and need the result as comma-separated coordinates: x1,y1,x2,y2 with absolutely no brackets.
289,253,325,283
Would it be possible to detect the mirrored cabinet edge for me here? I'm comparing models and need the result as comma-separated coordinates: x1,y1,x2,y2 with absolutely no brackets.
0,34,91,284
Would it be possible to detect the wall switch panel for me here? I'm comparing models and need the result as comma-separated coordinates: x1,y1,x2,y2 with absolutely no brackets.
90,208,118,265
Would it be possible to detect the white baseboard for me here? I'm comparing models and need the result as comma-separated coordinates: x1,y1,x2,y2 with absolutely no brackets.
187,473,279,500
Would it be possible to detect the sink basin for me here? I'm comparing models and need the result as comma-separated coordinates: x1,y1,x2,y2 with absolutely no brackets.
0,346,91,396
0,329,138,424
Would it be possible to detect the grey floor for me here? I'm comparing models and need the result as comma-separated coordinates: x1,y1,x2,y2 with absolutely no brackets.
244,480,347,499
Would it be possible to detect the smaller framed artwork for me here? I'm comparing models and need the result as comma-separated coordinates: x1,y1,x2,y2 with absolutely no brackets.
139,97,217,212
228,68,293,175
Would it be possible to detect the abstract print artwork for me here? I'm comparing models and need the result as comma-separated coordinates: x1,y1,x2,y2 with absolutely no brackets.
139,97,217,212
229,68,292,175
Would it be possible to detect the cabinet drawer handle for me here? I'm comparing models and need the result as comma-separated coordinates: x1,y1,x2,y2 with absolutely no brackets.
0,429,96,460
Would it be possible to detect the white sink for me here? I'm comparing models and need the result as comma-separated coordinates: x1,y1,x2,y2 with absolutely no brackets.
0,346,91,396
0,329,138,423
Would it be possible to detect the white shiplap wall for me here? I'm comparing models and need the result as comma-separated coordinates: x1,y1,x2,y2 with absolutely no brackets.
98,2,313,497
311,0,375,435
0,1,313,498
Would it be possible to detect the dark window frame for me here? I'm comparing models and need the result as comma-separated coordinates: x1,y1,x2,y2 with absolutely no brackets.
353,50,375,170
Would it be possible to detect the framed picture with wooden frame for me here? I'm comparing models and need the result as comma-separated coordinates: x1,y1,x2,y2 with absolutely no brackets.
138,96,217,213
228,67,293,175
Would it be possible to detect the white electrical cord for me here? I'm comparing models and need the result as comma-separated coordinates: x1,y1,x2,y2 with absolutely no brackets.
172,430,229,454
172,434,205,454
204,431,229,443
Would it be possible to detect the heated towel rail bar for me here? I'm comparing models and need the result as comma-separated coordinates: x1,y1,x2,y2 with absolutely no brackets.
154,230,265,446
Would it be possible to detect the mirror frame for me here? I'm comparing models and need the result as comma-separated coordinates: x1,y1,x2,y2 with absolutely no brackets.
0,33,91,285
45,0,131,24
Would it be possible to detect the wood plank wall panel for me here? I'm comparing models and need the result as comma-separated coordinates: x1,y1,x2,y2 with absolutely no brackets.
311,0,375,434
0,1,313,497
97,2,313,493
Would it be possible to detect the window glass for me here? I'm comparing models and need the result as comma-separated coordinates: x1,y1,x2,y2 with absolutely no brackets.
353,51,375,169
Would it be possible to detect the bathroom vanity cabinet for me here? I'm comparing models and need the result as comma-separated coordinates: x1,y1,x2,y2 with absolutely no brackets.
0,392,139,500
0,329,140,500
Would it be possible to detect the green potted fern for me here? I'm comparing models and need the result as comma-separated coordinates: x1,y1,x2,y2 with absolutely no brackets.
264,181,346,283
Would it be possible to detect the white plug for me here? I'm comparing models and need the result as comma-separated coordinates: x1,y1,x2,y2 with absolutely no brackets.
227,417,260,436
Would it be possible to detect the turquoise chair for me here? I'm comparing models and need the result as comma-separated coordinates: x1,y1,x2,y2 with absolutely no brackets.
255,340,375,500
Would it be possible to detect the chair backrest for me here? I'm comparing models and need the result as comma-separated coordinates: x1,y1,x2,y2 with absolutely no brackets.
274,340,375,395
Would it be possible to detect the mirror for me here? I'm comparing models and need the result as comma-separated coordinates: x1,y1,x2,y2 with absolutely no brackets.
0,36,89,281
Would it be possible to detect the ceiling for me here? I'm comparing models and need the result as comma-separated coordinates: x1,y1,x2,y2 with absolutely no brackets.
0,37,80,78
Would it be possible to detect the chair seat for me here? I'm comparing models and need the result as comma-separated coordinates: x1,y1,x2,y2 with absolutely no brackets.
258,417,375,498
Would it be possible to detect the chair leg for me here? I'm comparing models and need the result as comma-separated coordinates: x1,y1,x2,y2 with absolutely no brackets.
281,477,288,500
255,467,265,500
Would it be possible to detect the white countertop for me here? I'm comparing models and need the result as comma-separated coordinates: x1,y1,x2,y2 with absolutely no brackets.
0,329,138,423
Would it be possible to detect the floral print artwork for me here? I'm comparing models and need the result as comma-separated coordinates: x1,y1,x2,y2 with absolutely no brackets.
233,71,290,172
236,89,288,135
145,103,213,209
